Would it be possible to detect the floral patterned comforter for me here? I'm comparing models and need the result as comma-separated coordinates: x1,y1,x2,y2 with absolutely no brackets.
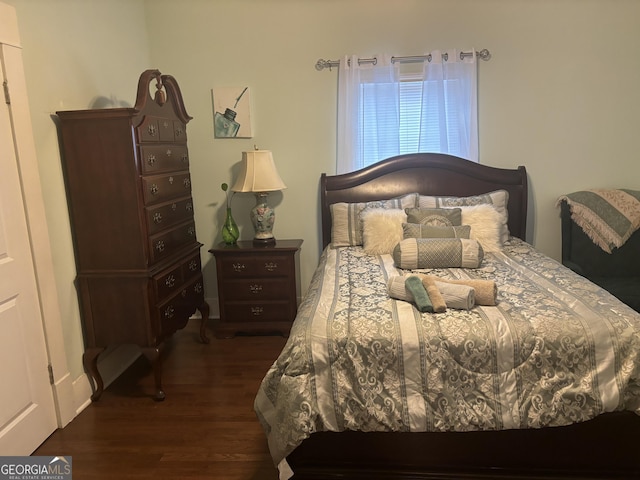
254,238,640,475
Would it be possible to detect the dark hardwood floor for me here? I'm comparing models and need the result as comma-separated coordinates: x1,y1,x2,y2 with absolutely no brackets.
34,319,288,480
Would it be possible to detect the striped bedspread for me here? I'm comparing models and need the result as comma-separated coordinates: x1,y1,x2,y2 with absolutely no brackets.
558,189,640,253
254,238,640,478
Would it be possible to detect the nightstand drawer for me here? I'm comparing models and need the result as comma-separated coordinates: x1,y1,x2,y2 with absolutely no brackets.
223,302,295,322
221,278,291,300
218,255,293,278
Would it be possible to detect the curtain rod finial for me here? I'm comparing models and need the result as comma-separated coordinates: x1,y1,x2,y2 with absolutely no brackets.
316,59,329,71
478,49,491,61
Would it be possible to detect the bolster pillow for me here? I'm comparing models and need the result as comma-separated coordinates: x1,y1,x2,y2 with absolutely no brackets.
392,238,484,269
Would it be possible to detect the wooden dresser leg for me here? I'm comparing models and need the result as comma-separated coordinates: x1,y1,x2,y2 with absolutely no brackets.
198,300,211,344
142,346,165,401
83,347,106,401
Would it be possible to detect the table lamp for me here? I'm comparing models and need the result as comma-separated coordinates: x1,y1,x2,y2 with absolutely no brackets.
231,149,287,246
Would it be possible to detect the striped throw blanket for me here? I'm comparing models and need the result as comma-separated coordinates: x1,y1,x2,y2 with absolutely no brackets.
558,189,640,253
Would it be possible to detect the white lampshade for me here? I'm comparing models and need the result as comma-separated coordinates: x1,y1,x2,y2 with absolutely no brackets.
231,150,287,193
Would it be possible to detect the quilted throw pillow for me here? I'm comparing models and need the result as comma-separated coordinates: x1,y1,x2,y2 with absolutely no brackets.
404,207,462,227
403,223,471,239
392,237,484,269
418,190,510,244
330,193,417,247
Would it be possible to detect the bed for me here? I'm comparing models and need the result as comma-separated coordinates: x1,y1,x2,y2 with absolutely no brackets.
254,153,640,480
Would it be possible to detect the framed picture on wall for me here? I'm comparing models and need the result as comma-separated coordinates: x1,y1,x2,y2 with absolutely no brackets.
212,86,253,138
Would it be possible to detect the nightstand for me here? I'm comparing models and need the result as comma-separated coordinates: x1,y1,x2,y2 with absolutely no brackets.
209,239,302,338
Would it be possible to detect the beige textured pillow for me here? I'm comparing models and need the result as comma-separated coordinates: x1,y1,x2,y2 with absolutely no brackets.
361,209,407,255
460,204,502,252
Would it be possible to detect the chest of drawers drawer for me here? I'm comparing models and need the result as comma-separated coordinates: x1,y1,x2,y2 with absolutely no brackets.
142,172,192,205
145,196,194,235
156,274,205,339
148,220,198,263
140,144,190,174
137,115,187,143
153,251,202,299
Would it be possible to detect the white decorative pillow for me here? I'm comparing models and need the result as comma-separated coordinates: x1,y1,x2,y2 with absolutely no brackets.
392,237,484,269
460,204,502,252
330,193,417,247
361,209,407,255
418,190,510,244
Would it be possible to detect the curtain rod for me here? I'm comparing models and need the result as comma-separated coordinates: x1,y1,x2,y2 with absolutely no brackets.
315,48,491,71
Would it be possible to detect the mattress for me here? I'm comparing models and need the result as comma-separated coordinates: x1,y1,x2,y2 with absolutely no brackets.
254,237,640,470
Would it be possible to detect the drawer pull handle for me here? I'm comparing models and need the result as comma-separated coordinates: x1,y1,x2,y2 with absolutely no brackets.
233,263,246,272
166,149,172,157
194,283,203,294
249,284,263,294
171,203,177,211
186,202,193,211
184,178,191,189
181,153,188,163
153,213,163,224
147,154,156,166
148,124,157,137
164,305,175,319
265,262,278,272
155,240,165,252
175,126,183,137
165,275,176,288
150,183,159,195
187,226,195,236
189,260,198,271
181,289,187,298
251,307,263,316
169,176,175,184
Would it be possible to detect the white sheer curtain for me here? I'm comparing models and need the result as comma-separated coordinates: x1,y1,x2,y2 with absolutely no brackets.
336,49,478,174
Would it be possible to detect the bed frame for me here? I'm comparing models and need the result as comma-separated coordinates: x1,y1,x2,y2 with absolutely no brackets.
287,153,640,479
320,153,528,248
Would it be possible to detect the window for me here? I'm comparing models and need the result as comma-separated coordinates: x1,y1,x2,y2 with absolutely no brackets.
337,52,478,173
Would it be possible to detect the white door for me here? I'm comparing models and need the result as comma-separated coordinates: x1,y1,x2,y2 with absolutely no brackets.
0,42,58,455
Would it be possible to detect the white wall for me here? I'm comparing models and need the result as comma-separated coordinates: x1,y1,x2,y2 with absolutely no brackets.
5,0,640,395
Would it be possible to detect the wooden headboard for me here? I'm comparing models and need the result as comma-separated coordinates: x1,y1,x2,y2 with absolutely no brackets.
321,153,528,248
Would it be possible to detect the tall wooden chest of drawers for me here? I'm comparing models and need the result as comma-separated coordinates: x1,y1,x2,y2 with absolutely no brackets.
56,70,209,401
210,239,302,338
